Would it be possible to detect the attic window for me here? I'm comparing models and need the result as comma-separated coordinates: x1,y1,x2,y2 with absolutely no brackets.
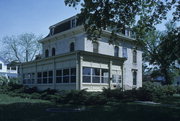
54,21,71,34
50,27,54,35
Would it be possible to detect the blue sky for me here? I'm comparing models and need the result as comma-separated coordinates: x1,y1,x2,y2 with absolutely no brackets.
0,0,80,39
0,0,179,40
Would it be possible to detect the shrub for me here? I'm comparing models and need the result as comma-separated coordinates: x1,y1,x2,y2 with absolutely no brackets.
61,89,89,104
176,86,180,94
162,85,177,96
136,82,165,101
0,76,9,85
85,92,107,105
102,88,124,100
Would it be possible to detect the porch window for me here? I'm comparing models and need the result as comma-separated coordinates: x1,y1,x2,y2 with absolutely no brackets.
92,68,100,83
83,67,91,83
56,70,62,83
43,72,48,83
48,71,53,83
70,68,76,83
101,69,109,83
63,69,70,83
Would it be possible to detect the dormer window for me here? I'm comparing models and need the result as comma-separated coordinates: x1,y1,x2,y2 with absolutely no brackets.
52,48,56,56
50,27,54,36
71,19,76,28
70,42,75,52
114,46,119,57
125,29,131,37
45,49,49,58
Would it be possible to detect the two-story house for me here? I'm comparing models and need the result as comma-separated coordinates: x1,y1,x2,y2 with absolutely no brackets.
20,16,142,91
0,57,18,79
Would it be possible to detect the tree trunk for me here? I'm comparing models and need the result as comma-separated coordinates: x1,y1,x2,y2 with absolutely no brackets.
161,67,172,85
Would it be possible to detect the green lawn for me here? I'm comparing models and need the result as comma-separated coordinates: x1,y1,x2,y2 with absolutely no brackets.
0,94,49,104
0,94,180,121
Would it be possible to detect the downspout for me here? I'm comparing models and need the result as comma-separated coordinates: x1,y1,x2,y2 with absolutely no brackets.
108,60,112,90
121,64,124,91
53,57,56,89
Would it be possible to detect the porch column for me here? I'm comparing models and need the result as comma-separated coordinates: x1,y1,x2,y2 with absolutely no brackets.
108,60,112,89
76,53,83,90
53,58,56,89
121,64,124,91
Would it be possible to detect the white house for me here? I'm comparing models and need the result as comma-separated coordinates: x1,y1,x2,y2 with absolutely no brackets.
0,57,18,79
20,16,142,91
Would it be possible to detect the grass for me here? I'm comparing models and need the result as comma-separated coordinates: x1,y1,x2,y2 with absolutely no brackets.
159,94,180,107
0,94,180,121
0,94,49,104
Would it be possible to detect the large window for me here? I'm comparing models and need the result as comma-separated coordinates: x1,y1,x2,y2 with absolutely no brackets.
70,42,75,52
93,42,99,53
56,68,76,83
133,71,137,85
83,67,91,83
56,70,62,83
83,67,109,84
101,69,109,83
23,73,35,84
63,69,70,83
52,48,56,56
122,47,128,58
133,50,137,63
114,46,119,57
45,49,49,58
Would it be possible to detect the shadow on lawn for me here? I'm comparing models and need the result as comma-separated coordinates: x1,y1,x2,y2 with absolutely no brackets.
0,102,180,121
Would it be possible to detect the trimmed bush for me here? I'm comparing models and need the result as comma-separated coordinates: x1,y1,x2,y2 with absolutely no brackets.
1,81,180,105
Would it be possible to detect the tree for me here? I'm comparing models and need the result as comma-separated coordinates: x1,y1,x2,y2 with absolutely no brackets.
143,22,180,84
0,33,42,63
65,0,180,84
64,0,179,42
